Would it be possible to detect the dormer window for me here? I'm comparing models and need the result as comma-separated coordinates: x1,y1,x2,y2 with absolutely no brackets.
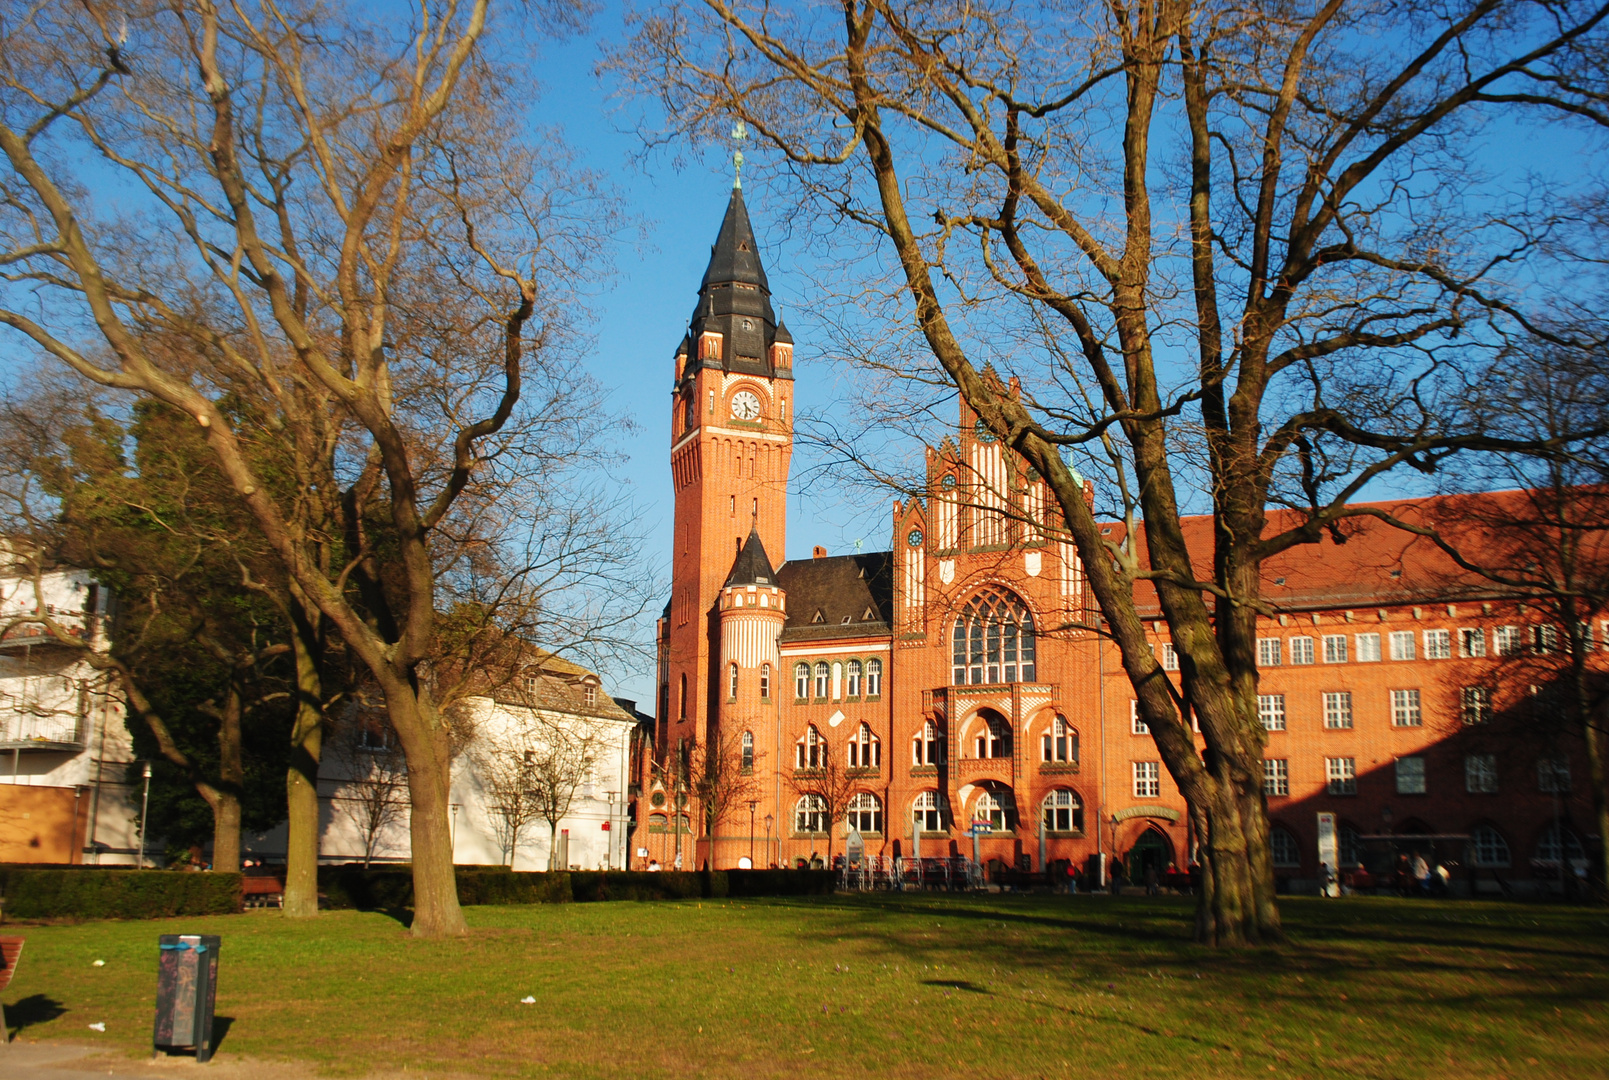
812,609,825,624
584,684,597,706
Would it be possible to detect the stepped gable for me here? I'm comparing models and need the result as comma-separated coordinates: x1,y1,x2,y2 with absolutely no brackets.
776,551,894,643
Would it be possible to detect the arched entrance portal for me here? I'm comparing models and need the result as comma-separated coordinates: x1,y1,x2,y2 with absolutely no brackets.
1126,827,1174,881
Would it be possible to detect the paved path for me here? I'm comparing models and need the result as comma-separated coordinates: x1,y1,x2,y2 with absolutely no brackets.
0,1042,320,1079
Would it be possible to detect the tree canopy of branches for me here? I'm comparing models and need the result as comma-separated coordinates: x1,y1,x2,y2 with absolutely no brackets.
620,0,1609,943
0,1,636,936
470,706,604,870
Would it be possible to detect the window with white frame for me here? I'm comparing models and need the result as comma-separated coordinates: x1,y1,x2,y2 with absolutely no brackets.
794,663,810,699
1459,627,1487,658
1389,631,1416,660
1257,638,1282,666
760,663,771,699
741,731,754,772
1461,686,1493,725
1536,823,1585,868
1323,691,1354,729
846,792,883,834
1395,755,1426,795
974,791,1007,832
795,726,824,770
1538,756,1572,793
794,794,827,834
1325,757,1357,795
912,790,944,832
1423,629,1451,659
1132,761,1161,799
1465,754,1497,794
813,662,830,698
1042,716,1078,763
1130,700,1148,735
1290,636,1315,664
1533,624,1558,654
973,712,1012,758
1494,625,1521,656
847,722,880,769
1160,643,1179,671
729,662,739,699
913,720,942,766
1270,826,1301,867
1258,694,1286,732
866,658,883,697
1390,688,1422,727
1355,633,1381,662
951,589,1037,684
845,659,862,697
1323,634,1349,663
1263,758,1290,797
1041,789,1083,832
1471,825,1511,867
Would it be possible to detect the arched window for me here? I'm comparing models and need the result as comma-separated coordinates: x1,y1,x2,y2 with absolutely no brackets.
913,720,942,766
729,662,739,699
813,662,830,698
679,674,688,718
913,790,943,833
973,710,1012,759
951,589,1037,685
1041,789,1083,833
1041,716,1078,763
1270,826,1301,867
974,791,1006,832
795,725,824,770
1536,823,1586,867
847,792,883,834
648,813,668,833
795,794,827,834
1472,825,1511,867
676,813,691,834
865,658,883,696
741,731,754,772
847,722,880,769
795,663,810,700
760,663,771,699
846,659,863,697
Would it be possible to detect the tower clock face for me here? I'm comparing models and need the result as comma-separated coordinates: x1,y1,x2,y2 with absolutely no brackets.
731,390,762,421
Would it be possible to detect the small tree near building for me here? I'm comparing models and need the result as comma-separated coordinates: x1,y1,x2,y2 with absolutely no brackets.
473,710,604,870
328,708,410,869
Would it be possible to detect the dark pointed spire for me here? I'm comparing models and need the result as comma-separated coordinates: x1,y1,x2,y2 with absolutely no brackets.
700,186,771,294
688,186,792,381
725,526,777,587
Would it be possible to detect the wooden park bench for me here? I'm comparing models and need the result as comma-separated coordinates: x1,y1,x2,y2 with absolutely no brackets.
241,875,285,909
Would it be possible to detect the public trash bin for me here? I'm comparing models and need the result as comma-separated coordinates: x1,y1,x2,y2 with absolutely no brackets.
153,934,220,1062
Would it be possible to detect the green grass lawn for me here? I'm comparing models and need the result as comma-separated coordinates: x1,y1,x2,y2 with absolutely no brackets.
3,894,1607,1079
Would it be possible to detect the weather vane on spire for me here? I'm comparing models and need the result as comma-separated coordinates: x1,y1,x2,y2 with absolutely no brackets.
732,120,747,189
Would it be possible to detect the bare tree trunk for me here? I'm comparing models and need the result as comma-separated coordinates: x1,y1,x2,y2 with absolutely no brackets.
390,691,464,935
211,678,245,874
283,617,323,917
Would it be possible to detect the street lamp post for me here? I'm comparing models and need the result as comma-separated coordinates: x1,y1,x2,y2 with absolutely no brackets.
763,813,774,869
605,791,619,870
747,799,759,865
137,762,152,869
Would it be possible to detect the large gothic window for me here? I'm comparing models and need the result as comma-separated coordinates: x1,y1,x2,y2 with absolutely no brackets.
951,589,1037,685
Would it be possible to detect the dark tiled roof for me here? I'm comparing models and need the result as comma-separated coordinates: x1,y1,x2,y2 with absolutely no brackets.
725,527,778,587
776,552,894,642
683,186,791,382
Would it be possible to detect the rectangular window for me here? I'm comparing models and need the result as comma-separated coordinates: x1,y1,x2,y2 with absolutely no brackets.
1263,758,1290,797
1533,624,1558,655
1257,638,1282,667
1326,757,1357,796
1465,754,1498,794
1538,757,1572,794
1494,625,1521,656
1461,686,1492,725
1355,633,1381,663
1323,691,1354,729
1323,634,1349,664
1160,643,1178,671
1389,631,1416,661
1423,629,1452,659
1395,755,1427,795
1460,627,1487,658
1390,688,1422,727
1257,694,1286,732
1290,636,1315,665
1130,700,1148,736
1132,761,1161,799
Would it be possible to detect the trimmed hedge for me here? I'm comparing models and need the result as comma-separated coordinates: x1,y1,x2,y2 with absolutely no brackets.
318,865,835,909
0,868,243,921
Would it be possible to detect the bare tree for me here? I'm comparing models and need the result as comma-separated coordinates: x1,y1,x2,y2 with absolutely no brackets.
789,749,859,864
0,2,619,936
619,0,1609,944
689,726,765,866
328,708,410,870
472,708,604,870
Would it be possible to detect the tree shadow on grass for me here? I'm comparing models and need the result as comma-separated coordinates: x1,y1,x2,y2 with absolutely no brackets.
921,979,990,993
5,993,66,1038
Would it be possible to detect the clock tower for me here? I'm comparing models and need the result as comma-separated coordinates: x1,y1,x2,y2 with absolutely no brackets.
662,185,794,755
